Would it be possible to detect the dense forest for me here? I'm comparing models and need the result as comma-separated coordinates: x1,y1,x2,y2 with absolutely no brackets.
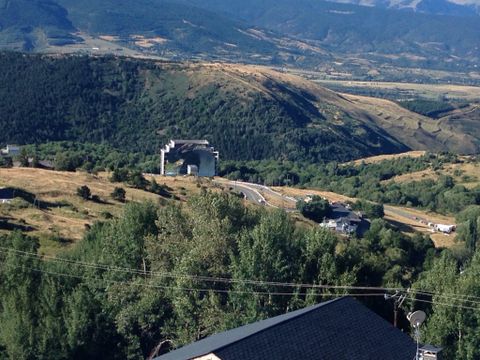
1,190,480,359
0,191,438,359
0,52,414,163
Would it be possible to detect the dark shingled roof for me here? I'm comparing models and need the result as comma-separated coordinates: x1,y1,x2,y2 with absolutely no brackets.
156,297,417,360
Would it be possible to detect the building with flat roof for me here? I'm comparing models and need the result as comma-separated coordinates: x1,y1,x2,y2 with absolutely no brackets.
160,140,219,177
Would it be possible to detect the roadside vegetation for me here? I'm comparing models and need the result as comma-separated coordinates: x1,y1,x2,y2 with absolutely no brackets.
220,152,480,216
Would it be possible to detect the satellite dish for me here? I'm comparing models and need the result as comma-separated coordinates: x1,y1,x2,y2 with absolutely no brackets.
407,310,426,328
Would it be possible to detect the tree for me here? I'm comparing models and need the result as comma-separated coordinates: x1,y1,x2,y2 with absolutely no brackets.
0,156,13,168
456,206,480,253
0,233,42,359
110,168,129,183
128,171,149,190
77,185,91,200
150,179,161,194
296,196,331,222
16,148,29,167
111,187,126,202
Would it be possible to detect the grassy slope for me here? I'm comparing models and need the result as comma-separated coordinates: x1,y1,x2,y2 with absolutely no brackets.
344,151,427,166
343,94,480,154
0,168,212,255
0,167,457,256
388,158,480,188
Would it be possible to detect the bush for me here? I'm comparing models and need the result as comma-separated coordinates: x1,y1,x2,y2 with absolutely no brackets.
111,187,126,202
128,171,149,189
110,168,129,182
352,200,384,219
296,196,331,222
100,211,113,219
76,185,91,200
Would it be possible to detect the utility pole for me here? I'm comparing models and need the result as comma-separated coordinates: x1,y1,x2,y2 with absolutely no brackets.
385,291,407,328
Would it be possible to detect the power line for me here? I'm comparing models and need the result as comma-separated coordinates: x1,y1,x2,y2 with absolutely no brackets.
0,247,401,292
4,262,386,299
2,247,480,310
7,262,480,312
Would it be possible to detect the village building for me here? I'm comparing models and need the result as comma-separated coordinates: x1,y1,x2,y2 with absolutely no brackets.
155,297,441,360
320,202,370,236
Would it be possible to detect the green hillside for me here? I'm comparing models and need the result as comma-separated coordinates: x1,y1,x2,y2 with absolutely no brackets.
0,52,409,162
1,53,479,162
0,0,79,50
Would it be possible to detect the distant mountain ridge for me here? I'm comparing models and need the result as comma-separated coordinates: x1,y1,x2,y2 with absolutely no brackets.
328,0,480,16
184,0,480,70
1,0,480,73
0,0,79,50
0,0,330,64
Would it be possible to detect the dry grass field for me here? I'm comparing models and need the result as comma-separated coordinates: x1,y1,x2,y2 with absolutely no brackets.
345,151,427,166
387,160,480,188
315,80,480,101
0,169,210,255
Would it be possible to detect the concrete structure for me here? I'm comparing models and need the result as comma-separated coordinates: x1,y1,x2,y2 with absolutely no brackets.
433,224,456,234
1,145,21,157
419,345,443,360
160,140,219,177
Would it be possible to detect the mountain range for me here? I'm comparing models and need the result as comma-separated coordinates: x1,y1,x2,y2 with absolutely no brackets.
329,0,480,16
1,0,480,74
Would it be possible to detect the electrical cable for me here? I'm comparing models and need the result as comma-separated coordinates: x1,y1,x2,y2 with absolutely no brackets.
2,247,480,310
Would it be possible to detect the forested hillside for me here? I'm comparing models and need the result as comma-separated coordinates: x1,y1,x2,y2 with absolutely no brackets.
1,53,479,162
0,52,406,162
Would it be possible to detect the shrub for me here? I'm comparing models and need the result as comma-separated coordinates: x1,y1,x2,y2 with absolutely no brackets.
296,196,331,222
76,185,91,200
110,168,129,183
111,187,126,202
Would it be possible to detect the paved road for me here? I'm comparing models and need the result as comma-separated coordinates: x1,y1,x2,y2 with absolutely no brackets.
216,179,454,230
216,180,294,209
